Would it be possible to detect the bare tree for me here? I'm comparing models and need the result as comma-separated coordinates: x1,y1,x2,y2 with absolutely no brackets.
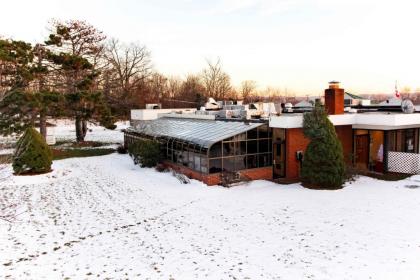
201,58,232,100
148,72,169,102
167,76,181,99
104,38,152,114
178,74,206,107
240,80,256,102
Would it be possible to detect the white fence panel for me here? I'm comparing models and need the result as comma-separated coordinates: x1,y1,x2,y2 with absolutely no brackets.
388,152,420,174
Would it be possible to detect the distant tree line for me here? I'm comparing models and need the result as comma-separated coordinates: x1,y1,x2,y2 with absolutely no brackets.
0,19,308,141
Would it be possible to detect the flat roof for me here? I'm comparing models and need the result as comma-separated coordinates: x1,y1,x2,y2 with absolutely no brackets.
127,117,264,148
269,112,420,130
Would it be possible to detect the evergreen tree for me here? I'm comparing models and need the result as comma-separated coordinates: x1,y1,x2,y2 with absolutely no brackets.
12,127,53,174
0,39,34,93
45,20,114,141
301,102,345,189
0,39,62,138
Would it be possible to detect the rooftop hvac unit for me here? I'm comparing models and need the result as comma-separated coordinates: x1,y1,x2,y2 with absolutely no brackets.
284,103,293,113
217,109,243,118
205,98,222,110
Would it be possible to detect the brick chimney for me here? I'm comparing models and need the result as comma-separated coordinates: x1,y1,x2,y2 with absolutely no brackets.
324,81,344,115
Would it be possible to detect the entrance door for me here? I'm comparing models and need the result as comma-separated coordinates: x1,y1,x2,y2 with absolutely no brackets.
355,134,369,170
273,129,286,178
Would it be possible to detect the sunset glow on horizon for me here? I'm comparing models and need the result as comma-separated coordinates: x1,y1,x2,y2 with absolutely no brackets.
1,0,419,96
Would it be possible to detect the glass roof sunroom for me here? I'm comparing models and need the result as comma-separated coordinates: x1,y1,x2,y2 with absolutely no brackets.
127,117,264,149
125,117,272,174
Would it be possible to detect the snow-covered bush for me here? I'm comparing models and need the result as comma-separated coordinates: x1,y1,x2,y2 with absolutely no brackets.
128,139,161,167
301,102,345,189
12,127,53,175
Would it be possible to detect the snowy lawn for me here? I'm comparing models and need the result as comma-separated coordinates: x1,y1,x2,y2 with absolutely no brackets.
0,119,129,156
53,119,129,144
1,153,420,279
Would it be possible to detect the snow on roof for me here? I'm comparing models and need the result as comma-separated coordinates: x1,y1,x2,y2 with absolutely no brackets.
128,117,264,148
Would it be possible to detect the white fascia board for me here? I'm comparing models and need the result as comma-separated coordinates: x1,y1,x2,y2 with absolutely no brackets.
270,113,420,129
269,115,303,128
354,113,420,127
269,114,355,128
329,114,356,126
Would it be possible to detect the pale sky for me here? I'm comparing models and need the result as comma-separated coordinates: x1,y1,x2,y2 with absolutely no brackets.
1,0,419,96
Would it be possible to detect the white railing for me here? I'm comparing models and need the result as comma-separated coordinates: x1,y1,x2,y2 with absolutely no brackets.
388,151,420,174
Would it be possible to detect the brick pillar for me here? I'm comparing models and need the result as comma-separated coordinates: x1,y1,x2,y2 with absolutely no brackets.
324,81,344,115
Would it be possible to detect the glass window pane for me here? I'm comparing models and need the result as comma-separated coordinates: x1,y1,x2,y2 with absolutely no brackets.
246,155,258,169
223,158,235,172
175,141,183,150
258,126,269,138
200,156,208,173
276,144,281,156
235,156,246,170
209,159,222,173
223,142,235,156
258,153,271,167
209,142,222,158
404,129,417,153
247,128,258,139
194,155,201,171
258,140,269,153
182,151,188,166
234,133,246,141
235,141,247,155
247,140,258,154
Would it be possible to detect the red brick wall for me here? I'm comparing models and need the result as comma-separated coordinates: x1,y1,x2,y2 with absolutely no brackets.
335,125,353,164
284,125,353,180
241,167,273,181
285,128,310,180
163,161,272,186
162,161,218,184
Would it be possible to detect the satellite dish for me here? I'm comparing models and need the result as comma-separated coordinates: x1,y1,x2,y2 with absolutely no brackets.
401,99,415,114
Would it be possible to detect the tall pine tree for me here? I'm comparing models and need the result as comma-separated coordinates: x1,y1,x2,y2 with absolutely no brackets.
301,102,345,189
45,20,114,142
0,39,62,138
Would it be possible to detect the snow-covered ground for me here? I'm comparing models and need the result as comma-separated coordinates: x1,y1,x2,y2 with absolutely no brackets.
1,123,420,279
1,153,420,279
52,119,129,144
0,119,129,155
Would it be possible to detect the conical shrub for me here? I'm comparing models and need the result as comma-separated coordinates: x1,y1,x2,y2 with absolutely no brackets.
301,102,345,189
12,127,53,175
